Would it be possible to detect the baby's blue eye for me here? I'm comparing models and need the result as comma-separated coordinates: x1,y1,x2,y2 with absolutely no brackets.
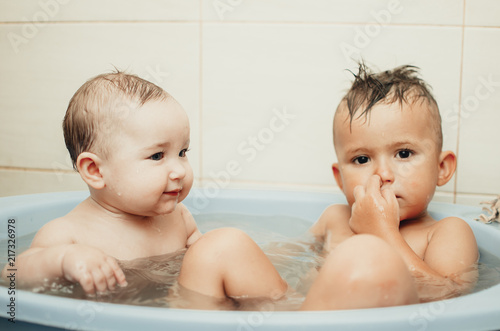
179,148,190,157
150,152,164,161
354,156,369,164
397,149,412,159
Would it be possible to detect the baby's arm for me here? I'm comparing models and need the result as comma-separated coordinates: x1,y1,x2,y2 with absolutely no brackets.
309,204,354,252
180,203,203,247
1,219,126,294
417,217,478,298
349,175,478,300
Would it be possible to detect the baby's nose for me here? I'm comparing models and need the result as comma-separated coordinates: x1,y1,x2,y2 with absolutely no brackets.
375,160,395,184
169,162,186,180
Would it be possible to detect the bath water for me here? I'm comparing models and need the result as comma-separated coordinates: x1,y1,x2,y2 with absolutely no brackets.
0,213,499,310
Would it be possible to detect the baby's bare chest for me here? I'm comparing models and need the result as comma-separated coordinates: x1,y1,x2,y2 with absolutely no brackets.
73,218,189,260
399,224,434,259
329,220,432,259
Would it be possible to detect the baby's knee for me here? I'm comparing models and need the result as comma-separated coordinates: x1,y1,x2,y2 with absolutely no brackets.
185,228,254,262
335,234,397,265
325,235,417,301
198,227,253,248
207,227,250,241
336,235,403,274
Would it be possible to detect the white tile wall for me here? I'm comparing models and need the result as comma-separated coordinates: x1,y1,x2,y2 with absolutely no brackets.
0,0,498,207
465,0,500,27
456,27,500,195
0,169,86,196
202,23,462,192
202,0,463,25
0,22,200,174
0,0,200,22
202,23,340,187
456,193,499,207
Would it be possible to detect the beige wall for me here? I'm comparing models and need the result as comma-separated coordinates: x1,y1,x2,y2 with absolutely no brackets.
0,0,499,206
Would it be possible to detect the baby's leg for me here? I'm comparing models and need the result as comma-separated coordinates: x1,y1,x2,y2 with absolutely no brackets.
178,228,287,304
301,234,418,310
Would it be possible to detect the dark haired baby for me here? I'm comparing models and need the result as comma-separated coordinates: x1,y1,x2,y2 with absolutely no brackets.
305,64,478,308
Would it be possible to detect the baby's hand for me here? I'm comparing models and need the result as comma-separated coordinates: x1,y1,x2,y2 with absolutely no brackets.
61,244,127,295
349,175,400,237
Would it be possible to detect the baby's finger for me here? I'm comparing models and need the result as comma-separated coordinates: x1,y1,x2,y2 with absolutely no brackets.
106,256,127,287
366,175,382,195
380,187,397,202
79,271,96,295
353,185,365,202
106,256,128,286
381,187,397,204
91,269,109,294
100,263,117,291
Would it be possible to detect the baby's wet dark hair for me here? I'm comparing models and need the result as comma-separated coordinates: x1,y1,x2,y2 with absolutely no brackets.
334,63,443,150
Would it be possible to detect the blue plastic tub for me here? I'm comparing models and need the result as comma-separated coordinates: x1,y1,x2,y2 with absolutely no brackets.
1,189,499,330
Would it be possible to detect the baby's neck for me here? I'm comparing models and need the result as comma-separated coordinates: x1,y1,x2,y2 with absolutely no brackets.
83,196,155,225
400,209,435,225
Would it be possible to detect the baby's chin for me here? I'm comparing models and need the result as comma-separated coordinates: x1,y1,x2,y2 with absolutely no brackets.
398,207,429,222
149,207,177,217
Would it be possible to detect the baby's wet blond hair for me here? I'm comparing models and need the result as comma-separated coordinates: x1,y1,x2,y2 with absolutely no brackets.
63,71,170,169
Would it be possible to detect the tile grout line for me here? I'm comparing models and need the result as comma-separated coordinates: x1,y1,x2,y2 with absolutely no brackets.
0,166,74,174
198,0,204,185
453,0,467,204
1,20,496,28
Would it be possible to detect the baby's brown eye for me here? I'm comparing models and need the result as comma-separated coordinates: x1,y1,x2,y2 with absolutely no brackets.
354,156,369,164
179,148,189,157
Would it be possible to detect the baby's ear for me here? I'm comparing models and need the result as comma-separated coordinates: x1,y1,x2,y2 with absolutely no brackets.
76,152,105,190
332,163,344,191
437,151,457,186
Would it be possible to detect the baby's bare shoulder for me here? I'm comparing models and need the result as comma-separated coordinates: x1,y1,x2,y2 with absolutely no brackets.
30,215,78,248
310,204,351,237
424,216,478,281
431,216,475,239
404,216,474,242
323,204,351,219
30,199,97,247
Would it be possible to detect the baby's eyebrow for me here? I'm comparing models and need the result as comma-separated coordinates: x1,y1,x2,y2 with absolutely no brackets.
344,147,369,156
144,139,190,151
388,140,418,148
144,142,170,150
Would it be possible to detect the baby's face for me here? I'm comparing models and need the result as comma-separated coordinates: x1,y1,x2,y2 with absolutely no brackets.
333,101,442,221
99,98,193,217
